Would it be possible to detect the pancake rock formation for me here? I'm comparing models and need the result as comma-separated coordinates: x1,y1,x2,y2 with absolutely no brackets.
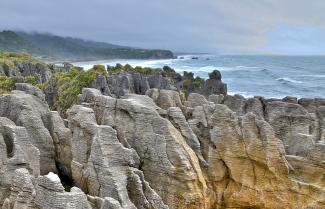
0,86,325,209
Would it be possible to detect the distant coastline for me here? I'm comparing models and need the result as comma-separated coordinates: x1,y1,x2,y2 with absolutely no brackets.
0,30,174,61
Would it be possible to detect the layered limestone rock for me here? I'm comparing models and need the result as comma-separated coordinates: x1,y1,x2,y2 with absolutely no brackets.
68,103,168,209
77,90,209,209
146,88,185,111
3,168,92,209
0,118,40,205
1,86,325,209
207,105,325,208
15,83,46,102
107,72,175,97
43,111,72,179
0,90,56,174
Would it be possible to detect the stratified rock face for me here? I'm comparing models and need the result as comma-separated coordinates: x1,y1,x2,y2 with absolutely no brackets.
0,117,40,205
91,73,111,96
79,89,325,209
68,103,168,209
146,88,185,112
43,111,72,179
3,168,92,209
108,72,175,97
0,91,56,174
2,87,325,209
15,83,46,102
0,62,52,83
78,90,208,209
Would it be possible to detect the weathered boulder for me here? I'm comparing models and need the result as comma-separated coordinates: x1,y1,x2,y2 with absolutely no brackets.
15,83,46,102
68,104,168,209
108,72,150,97
0,62,52,84
201,71,227,96
43,111,72,179
146,89,184,111
265,101,318,156
91,73,111,96
222,94,247,115
2,86,325,209
147,74,173,90
282,96,298,104
77,90,209,209
0,118,40,205
2,168,36,209
3,168,92,209
186,93,210,108
16,63,52,83
0,91,56,174
208,94,224,104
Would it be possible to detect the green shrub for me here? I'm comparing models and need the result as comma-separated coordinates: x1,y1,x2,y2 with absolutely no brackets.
24,75,38,85
92,65,107,74
107,63,161,75
179,90,186,103
183,71,194,79
49,66,107,115
209,69,221,80
0,52,45,68
0,76,14,94
192,76,204,87
124,64,133,72
182,79,192,88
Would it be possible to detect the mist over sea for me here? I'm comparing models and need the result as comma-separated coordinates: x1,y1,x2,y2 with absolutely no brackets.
73,55,325,99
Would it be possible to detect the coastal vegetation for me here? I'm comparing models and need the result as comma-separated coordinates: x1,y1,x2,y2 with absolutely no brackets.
107,63,162,75
0,76,14,94
0,30,174,61
0,52,226,116
42,65,106,113
0,52,44,68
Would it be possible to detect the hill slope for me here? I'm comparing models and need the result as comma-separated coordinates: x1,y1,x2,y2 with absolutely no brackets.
0,31,174,61
0,31,48,57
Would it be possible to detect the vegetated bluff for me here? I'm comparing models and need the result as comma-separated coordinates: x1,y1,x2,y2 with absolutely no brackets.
0,53,325,209
0,30,174,60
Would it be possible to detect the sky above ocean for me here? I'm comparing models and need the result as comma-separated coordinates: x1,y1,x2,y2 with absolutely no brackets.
1,0,325,55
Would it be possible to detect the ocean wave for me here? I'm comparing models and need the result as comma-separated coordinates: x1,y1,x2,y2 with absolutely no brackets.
260,69,281,80
276,77,303,84
235,65,259,69
199,66,217,72
227,91,255,98
136,59,174,66
299,74,325,78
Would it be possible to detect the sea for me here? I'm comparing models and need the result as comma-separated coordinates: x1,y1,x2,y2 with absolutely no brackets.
73,54,325,99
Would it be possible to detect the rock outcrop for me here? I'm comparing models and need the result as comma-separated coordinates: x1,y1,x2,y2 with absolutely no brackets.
0,117,40,205
1,85,325,209
3,168,92,209
0,91,56,174
0,62,52,83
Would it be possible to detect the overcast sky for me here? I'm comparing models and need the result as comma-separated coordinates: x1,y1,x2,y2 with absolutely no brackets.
1,0,325,54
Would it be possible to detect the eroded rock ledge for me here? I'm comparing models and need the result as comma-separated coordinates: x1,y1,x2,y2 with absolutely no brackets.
0,87,325,209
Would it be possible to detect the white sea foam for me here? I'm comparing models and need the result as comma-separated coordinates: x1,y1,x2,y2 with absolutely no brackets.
299,74,325,78
276,77,303,84
227,91,255,98
235,65,259,69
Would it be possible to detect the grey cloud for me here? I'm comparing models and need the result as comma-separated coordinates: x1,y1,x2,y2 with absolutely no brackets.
1,0,324,53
